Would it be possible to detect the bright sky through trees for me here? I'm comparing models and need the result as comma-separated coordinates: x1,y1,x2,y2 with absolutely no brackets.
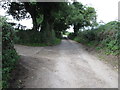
68,0,119,32
0,0,119,30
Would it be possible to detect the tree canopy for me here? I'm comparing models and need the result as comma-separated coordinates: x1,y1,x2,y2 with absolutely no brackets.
2,1,97,44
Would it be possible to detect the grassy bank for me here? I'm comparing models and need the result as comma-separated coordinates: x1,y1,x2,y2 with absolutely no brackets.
68,21,119,70
71,21,119,56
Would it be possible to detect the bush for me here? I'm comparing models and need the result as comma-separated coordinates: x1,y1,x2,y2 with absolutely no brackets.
15,30,42,44
15,29,61,46
68,33,76,40
72,21,120,55
1,16,19,88
74,30,98,44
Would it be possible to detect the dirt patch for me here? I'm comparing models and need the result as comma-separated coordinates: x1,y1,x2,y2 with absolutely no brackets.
12,40,118,88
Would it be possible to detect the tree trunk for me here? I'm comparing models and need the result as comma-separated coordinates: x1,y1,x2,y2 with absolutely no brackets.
24,2,38,31
74,24,79,36
40,12,55,45
31,14,38,31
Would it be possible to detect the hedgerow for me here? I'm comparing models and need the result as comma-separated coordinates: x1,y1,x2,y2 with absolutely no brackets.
1,16,19,89
15,30,61,46
69,21,120,55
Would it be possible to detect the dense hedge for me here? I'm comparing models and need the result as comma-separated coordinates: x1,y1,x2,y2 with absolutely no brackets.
15,30,42,44
15,30,61,46
69,21,120,55
1,17,19,88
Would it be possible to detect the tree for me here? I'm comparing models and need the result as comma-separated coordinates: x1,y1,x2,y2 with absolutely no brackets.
53,3,71,38
69,2,97,36
70,2,85,36
2,1,97,44
2,2,71,44
6,2,40,31
84,6,97,28
24,2,39,31
36,2,70,44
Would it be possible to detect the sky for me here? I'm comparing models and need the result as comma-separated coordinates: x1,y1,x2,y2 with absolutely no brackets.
66,0,119,32
0,0,119,30
77,0,119,23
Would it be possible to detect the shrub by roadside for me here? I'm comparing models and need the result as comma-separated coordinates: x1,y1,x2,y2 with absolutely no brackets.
68,21,119,70
14,30,61,46
70,21,119,56
1,16,19,89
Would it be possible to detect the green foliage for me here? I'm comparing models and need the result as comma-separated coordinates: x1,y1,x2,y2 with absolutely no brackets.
1,16,19,88
68,33,76,40
15,30,61,46
68,2,97,36
72,21,119,55
73,30,97,44
3,2,98,44
15,30,41,44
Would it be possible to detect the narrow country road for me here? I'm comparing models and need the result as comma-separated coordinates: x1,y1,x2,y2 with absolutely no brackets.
14,40,118,88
